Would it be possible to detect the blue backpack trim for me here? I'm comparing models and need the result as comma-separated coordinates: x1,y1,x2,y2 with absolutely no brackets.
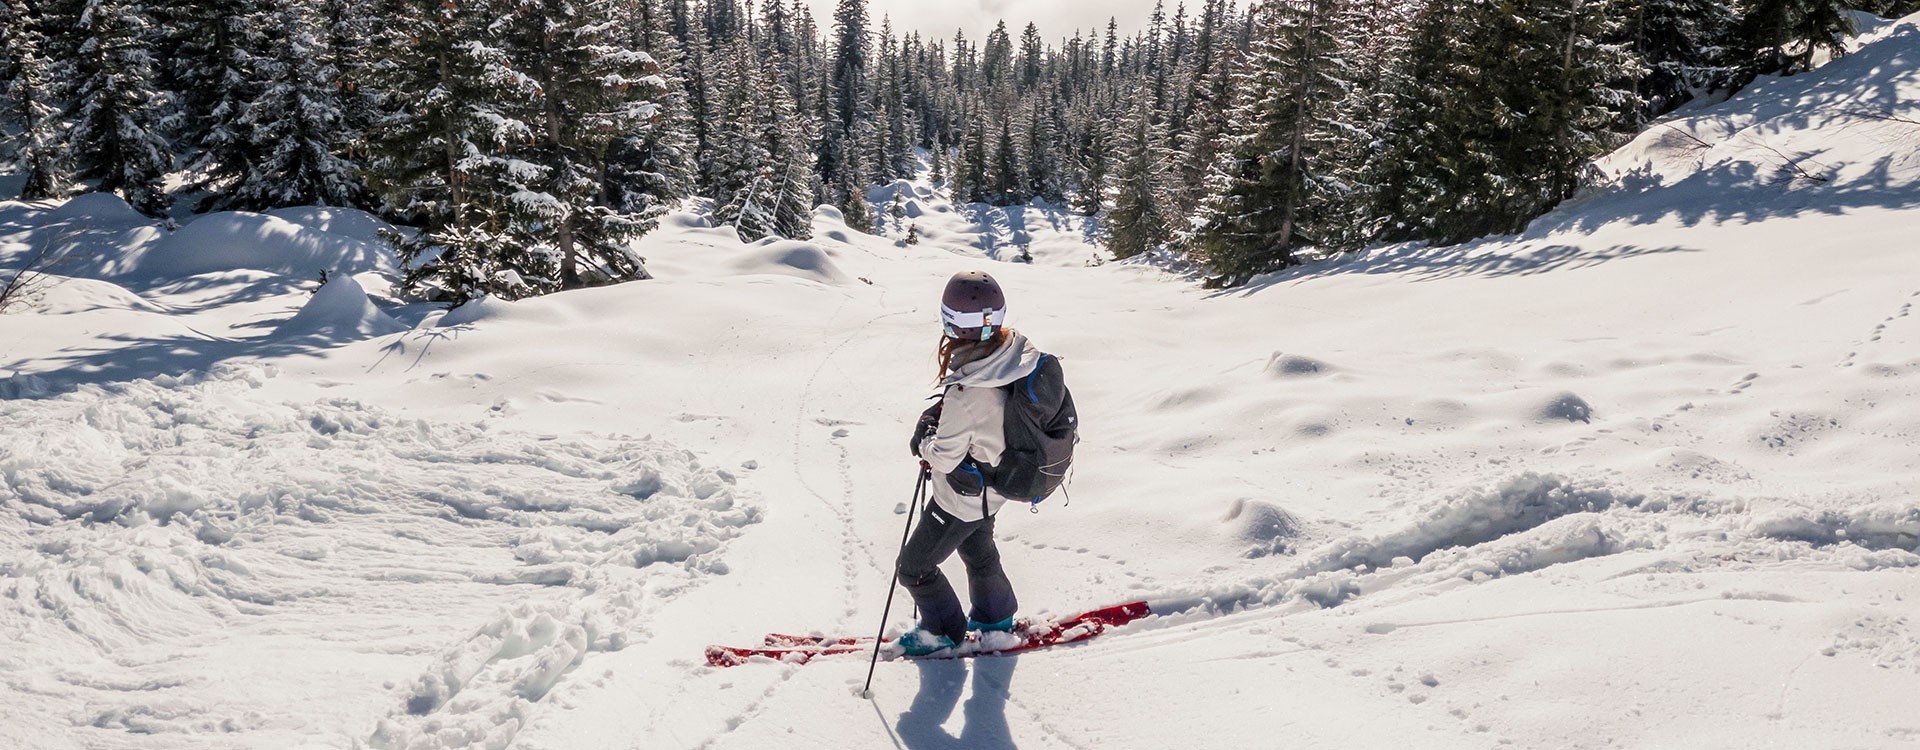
1024,354,1054,404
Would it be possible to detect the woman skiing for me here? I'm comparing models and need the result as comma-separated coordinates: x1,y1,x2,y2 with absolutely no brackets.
899,270,1045,656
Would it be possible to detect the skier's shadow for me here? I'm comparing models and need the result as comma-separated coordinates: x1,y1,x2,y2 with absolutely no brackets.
887,655,1019,749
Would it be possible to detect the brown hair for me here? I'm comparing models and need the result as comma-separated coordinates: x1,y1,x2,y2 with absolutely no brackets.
936,329,1010,384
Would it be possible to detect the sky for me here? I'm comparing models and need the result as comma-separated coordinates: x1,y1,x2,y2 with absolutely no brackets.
803,0,1161,44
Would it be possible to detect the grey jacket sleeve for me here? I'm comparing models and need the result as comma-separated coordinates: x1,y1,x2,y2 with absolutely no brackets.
919,384,1006,476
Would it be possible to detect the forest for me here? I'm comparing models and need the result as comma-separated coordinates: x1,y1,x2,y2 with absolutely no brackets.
1,0,1905,294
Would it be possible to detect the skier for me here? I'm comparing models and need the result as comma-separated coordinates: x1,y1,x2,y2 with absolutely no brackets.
899,270,1043,656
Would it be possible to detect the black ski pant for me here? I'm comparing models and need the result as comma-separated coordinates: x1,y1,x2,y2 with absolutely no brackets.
897,502,1017,643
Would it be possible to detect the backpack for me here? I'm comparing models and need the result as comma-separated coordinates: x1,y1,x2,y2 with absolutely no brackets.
989,353,1078,504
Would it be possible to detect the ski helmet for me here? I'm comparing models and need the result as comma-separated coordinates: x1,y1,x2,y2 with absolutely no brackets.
941,271,1007,341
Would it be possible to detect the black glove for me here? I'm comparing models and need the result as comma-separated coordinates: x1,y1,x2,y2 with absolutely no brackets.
909,400,942,457
945,458,986,496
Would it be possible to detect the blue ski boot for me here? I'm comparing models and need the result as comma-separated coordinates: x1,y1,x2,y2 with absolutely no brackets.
967,615,1017,633
897,629,957,657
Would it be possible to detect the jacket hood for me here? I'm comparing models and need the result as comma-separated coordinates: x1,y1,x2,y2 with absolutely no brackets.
944,331,1042,389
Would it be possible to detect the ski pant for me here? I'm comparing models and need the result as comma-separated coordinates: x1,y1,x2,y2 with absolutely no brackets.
897,502,1017,643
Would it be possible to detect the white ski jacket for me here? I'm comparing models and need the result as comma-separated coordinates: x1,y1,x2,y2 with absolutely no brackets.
918,331,1044,521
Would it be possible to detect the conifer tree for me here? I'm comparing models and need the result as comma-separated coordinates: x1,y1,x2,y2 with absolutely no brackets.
1189,0,1348,284
1734,0,1853,77
68,0,174,216
607,0,699,215
363,0,492,230
820,0,872,226
1017,22,1045,92
1,0,68,200
1104,89,1176,258
1372,0,1638,246
164,0,261,183
492,0,664,291
214,0,364,210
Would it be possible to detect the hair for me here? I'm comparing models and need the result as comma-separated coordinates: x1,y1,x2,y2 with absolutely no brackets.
936,328,1010,384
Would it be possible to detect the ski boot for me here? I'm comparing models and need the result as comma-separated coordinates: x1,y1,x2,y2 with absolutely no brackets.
897,629,957,657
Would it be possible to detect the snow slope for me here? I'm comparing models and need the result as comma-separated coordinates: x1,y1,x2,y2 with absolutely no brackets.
3,14,1919,750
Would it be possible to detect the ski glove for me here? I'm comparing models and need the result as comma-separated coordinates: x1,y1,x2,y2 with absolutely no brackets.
945,458,987,497
909,400,942,457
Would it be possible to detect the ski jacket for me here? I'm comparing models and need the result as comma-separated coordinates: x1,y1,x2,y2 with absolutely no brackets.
919,331,1044,522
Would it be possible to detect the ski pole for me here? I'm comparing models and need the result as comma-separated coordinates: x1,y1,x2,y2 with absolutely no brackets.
862,465,929,699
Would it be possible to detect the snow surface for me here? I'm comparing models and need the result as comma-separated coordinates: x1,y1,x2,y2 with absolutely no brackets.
3,14,1920,749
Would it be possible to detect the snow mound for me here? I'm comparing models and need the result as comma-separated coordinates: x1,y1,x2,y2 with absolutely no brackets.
5,275,163,315
1264,352,1332,377
1223,498,1302,558
44,191,150,225
438,295,514,327
728,240,850,285
277,274,407,338
1535,391,1594,423
1750,503,1920,552
1295,473,1642,576
146,211,394,279
266,206,403,244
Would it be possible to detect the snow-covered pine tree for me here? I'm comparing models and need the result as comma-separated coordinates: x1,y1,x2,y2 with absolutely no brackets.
1072,113,1111,216
836,119,877,231
760,51,817,242
1613,0,1737,120
1321,0,1415,246
0,0,68,200
1733,0,1854,77
1104,87,1176,259
319,0,380,156
1372,0,1638,246
1172,0,1241,218
1022,95,1067,203
362,0,491,230
1187,0,1349,284
985,115,1024,204
709,36,780,239
491,0,665,292
606,0,699,216
213,0,364,211
67,0,174,216
165,0,264,197
982,21,1012,89
819,0,871,210
1017,22,1045,92
1512,0,1641,207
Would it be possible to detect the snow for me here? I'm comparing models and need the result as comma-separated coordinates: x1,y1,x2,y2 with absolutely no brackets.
147,211,395,280
277,273,409,339
3,13,1920,750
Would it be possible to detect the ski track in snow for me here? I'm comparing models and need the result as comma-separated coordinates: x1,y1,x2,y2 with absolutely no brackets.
0,366,760,749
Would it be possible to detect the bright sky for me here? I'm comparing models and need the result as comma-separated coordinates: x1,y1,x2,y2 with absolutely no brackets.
803,0,1161,44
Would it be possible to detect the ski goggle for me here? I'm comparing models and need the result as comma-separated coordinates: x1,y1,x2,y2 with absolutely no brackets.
941,305,1006,340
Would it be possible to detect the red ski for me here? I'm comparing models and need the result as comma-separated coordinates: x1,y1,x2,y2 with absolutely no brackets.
705,601,1152,668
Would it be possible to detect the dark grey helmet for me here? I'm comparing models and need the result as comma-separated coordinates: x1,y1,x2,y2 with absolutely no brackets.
940,271,1007,340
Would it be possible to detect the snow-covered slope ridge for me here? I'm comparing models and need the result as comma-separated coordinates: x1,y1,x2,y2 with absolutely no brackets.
0,14,1917,750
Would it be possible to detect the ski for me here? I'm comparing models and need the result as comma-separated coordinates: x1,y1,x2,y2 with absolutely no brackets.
705,601,1151,668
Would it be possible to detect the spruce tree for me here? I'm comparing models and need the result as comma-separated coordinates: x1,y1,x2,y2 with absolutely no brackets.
1734,0,1853,77
1188,0,1348,284
492,0,664,291
820,0,872,228
168,0,264,193
1,0,68,200
606,0,699,216
1104,89,1176,259
1372,0,1638,246
68,0,174,216
214,0,364,210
